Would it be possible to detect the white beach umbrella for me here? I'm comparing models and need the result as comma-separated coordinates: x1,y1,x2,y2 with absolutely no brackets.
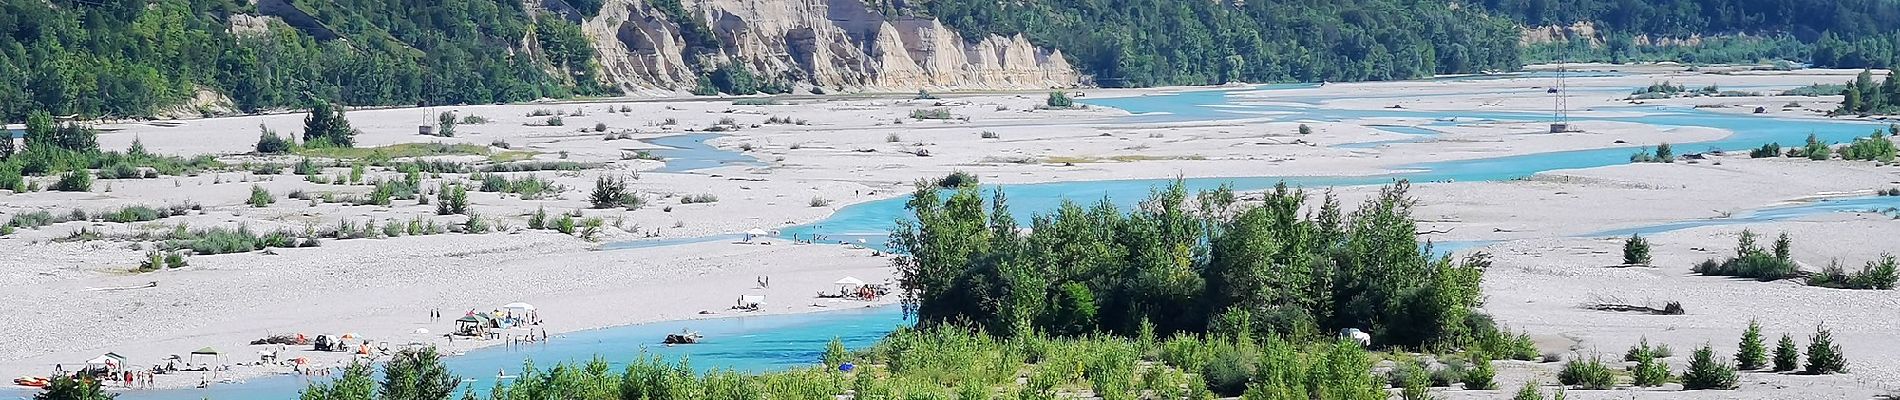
744,229,769,236
834,276,866,286
501,302,536,311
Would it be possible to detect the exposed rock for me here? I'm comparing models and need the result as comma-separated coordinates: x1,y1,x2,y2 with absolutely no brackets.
582,0,1080,95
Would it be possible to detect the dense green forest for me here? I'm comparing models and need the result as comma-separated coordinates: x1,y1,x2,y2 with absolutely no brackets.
887,0,1900,86
0,0,610,123
892,179,1496,350
885,0,1525,86
1479,0,1900,68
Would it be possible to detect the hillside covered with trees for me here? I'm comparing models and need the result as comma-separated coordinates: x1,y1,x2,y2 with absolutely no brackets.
0,0,611,122
1479,0,1900,67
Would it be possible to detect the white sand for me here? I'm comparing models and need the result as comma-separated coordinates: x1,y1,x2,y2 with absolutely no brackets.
5,65,1897,397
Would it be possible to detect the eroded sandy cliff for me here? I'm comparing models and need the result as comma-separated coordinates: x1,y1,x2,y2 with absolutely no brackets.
582,0,1080,94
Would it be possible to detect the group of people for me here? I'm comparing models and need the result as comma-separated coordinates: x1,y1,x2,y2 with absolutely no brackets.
119,369,159,389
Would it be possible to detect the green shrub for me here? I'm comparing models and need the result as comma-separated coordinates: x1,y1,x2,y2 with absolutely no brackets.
1748,143,1782,158
1837,130,1896,162
1772,333,1800,372
436,184,468,215
1804,133,1830,160
1046,91,1074,108
1804,325,1847,374
1628,346,1670,387
679,193,718,204
935,171,978,188
256,124,291,154
1298,124,1313,135
1736,320,1767,370
1693,230,1799,280
1461,355,1495,390
248,185,273,207
590,176,637,209
528,207,548,230
910,108,954,120
1623,234,1651,265
555,214,576,235
1511,380,1543,400
1807,254,1898,289
1557,356,1615,390
53,170,91,192
1682,344,1738,390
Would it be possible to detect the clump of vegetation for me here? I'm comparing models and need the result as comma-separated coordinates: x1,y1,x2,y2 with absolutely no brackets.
255,124,291,154
910,108,954,120
589,176,641,209
435,112,457,137
1748,142,1782,158
679,193,719,204
980,131,999,139
1298,124,1313,135
935,171,978,188
1045,91,1074,108
1736,319,1767,370
1557,356,1615,390
1837,129,1897,162
1772,333,1801,372
1512,380,1543,400
460,115,490,125
248,185,274,207
527,207,549,230
1628,342,1671,387
1692,230,1799,281
809,197,831,207
1628,143,1674,163
1622,233,1651,265
53,170,91,192
1806,255,1898,290
1462,355,1497,390
1804,324,1848,374
1801,133,1831,160
1682,344,1739,390
435,184,468,215
301,101,358,148
544,116,564,126
732,98,780,106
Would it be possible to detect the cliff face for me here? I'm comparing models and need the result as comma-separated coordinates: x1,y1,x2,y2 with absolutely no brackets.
582,0,1080,94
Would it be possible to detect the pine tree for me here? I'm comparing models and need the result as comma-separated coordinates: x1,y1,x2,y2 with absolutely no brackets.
1682,344,1738,390
1736,320,1767,370
1771,333,1800,372
1623,233,1651,265
1804,324,1847,374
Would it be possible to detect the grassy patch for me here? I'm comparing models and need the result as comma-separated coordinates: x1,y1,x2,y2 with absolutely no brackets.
296,143,490,161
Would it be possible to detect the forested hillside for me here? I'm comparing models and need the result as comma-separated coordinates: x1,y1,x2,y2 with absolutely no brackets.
884,0,1525,87
0,0,610,122
1477,0,1900,68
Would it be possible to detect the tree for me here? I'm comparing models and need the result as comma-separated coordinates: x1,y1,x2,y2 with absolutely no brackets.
436,112,457,138
1736,320,1767,370
1623,234,1651,265
1772,333,1800,372
1682,344,1738,390
436,184,468,215
380,348,460,400
303,101,358,148
34,375,114,400
1804,324,1847,374
1046,91,1074,108
257,124,291,154
300,362,376,400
